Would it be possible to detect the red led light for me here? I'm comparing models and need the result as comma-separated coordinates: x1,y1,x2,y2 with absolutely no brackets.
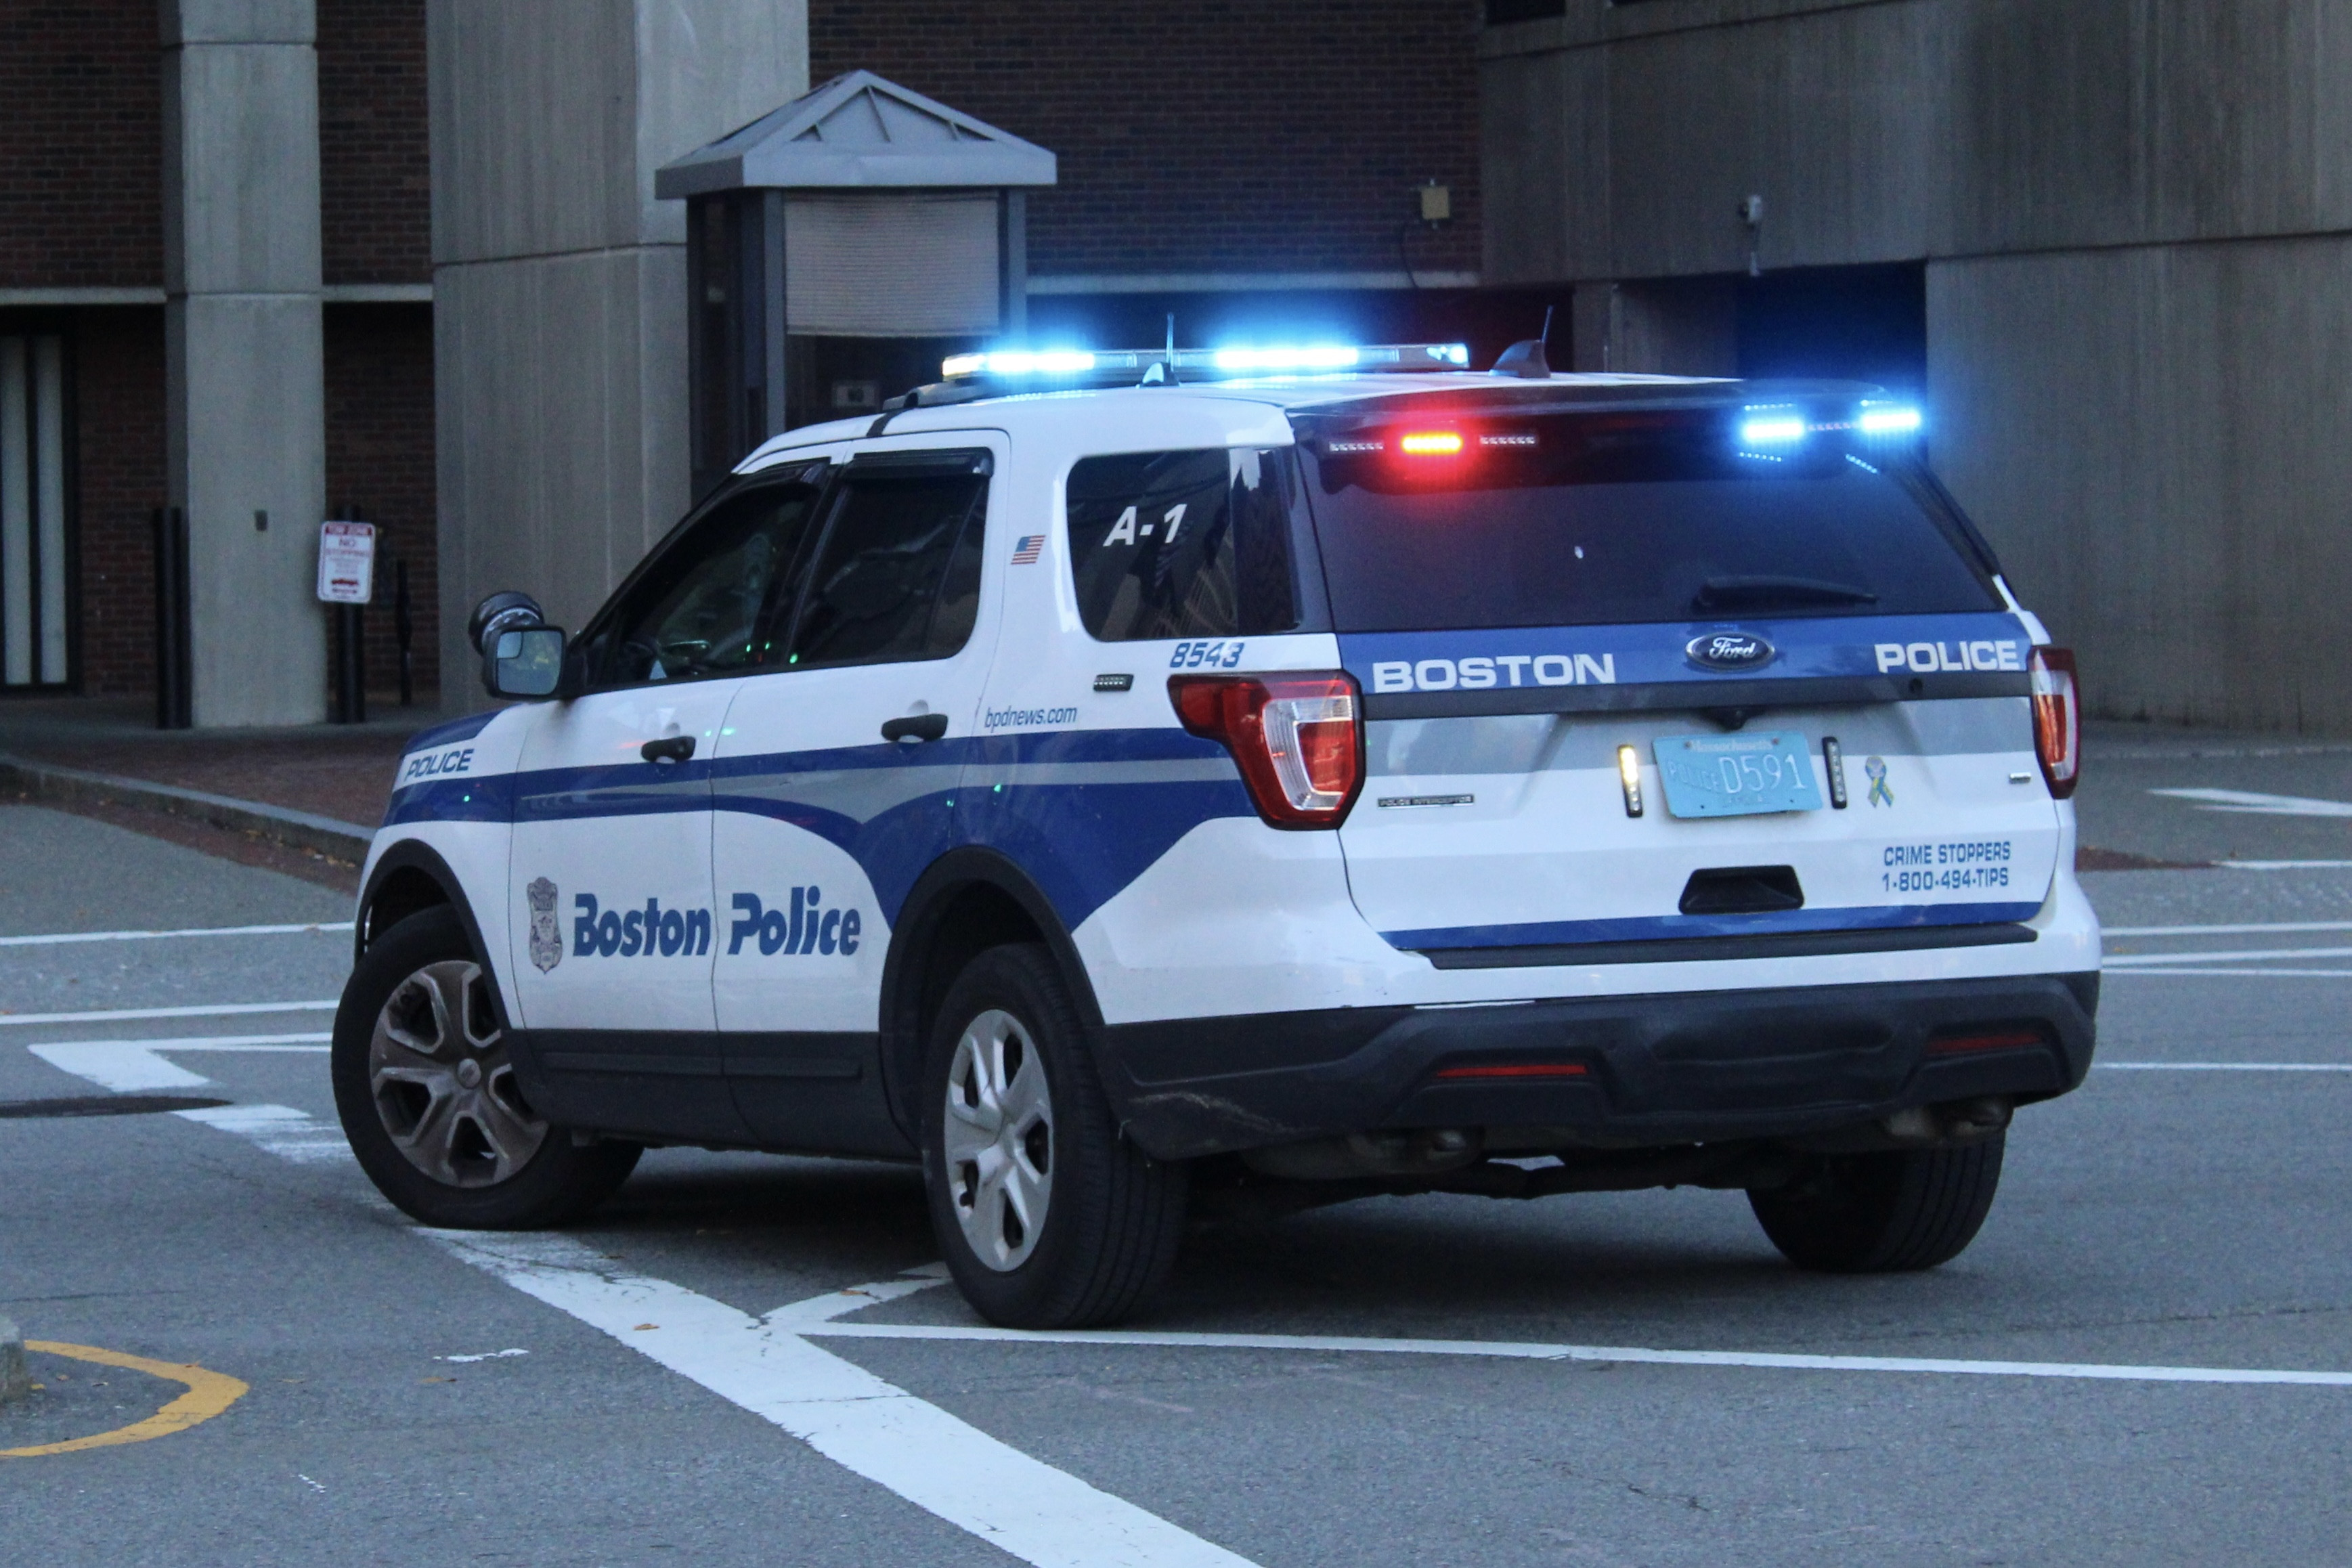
1397,430,1464,456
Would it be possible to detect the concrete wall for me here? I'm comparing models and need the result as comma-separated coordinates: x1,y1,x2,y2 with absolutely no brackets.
1481,0,2352,732
429,0,806,708
163,0,328,726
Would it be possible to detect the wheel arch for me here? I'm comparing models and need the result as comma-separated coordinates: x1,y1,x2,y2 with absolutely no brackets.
879,848,1105,1142
357,840,510,1029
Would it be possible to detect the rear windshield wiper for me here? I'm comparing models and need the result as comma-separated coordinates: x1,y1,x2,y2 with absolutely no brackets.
1693,575,1879,612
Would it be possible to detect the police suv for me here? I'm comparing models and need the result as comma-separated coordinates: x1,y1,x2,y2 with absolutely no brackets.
337,339,2097,1328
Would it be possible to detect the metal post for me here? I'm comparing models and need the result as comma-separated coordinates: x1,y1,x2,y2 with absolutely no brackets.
151,505,192,728
394,556,414,707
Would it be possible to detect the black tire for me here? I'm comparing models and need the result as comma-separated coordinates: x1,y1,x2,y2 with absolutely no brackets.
332,905,639,1228
1749,1133,2005,1273
921,943,1187,1328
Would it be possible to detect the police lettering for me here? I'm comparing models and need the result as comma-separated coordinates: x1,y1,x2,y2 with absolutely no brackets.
1873,640,2022,675
570,894,710,958
400,745,475,783
728,888,862,958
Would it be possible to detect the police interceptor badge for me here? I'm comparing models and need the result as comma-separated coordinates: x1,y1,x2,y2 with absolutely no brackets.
527,877,563,972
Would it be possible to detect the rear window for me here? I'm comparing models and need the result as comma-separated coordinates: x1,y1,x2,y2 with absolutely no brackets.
1294,407,2001,632
1065,449,1301,641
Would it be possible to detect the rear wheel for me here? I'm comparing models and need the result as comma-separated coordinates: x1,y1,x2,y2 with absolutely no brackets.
333,906,638,1228
921,943,1186,1328
1748,1134,2005,1273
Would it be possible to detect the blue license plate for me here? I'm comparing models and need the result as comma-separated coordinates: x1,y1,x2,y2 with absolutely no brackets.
1653,731,1825,819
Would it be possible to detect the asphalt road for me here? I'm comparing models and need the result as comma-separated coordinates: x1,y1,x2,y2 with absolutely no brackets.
7,733,2352,1567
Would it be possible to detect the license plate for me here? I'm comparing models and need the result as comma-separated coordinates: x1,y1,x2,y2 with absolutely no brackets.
1653,731,1825,819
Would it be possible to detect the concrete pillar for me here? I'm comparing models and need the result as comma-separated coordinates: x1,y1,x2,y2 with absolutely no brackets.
162,0,328,726
429,1,808,710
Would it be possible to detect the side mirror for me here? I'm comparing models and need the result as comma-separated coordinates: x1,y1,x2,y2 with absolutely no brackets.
484,625,567,699
471,590,567,699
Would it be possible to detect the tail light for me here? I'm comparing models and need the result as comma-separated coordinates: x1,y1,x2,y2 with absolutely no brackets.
2029,646,2079,799
1169,671,1364,828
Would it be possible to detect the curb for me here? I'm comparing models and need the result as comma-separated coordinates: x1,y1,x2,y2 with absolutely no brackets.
0,753,374,863
1,1316,26,1405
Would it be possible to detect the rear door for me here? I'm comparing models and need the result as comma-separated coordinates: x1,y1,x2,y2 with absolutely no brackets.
1299,395,2061,963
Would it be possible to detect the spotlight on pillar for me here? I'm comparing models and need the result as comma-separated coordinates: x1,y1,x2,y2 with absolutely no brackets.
656,71,1058,498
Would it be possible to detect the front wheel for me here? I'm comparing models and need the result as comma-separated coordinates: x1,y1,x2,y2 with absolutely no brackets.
332,906,639,1228
921,944,1186,1328
1748,1134,2005,1273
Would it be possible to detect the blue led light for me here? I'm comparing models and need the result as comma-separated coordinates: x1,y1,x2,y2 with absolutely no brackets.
1739,415,1807,445
1858,405,1923,436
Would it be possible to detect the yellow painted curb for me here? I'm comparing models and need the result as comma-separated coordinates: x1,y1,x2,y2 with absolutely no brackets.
1,1341,248,1458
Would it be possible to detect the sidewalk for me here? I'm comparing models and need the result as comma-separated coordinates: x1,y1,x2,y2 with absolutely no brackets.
0,695,461,890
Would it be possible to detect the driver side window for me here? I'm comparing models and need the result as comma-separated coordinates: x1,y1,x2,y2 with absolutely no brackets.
582,482,819,689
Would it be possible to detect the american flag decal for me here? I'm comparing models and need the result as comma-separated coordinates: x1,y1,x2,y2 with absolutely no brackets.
1010,534,1045,564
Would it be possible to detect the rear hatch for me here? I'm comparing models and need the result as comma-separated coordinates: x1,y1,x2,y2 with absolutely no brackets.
1292,384,2060,965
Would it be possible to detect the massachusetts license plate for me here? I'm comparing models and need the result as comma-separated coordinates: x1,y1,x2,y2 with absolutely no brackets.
1653,731,1825,819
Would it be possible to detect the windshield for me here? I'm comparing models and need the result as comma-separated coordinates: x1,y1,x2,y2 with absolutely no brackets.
1293,405,2002,633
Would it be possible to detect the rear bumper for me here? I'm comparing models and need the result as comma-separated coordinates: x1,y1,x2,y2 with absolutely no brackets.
1094,972,2098,1160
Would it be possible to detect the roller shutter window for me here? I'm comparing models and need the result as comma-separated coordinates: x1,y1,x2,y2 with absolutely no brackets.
784,196,1001,338
0,335,69,687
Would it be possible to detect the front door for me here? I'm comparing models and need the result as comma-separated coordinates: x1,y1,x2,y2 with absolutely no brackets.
507,472,826,1138
710,437,1005,1151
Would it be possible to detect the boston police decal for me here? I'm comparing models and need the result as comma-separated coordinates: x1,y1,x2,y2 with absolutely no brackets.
527,877,563,972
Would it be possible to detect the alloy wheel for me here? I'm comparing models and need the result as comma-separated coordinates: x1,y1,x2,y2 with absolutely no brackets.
368,959,546,1187
942,1007,1054,1270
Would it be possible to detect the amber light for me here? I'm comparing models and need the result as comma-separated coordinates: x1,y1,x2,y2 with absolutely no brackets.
1433,1063,1590,1080
1397,430,1464,456
2030,646,2080,799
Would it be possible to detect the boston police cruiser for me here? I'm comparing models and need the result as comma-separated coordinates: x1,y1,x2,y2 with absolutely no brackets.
336,336,2096,1328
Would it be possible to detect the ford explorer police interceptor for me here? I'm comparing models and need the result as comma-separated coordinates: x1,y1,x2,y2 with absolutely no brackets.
335,339,2097,1328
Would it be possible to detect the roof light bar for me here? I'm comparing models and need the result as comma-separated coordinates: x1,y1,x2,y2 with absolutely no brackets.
1740,403,1924,447
1858,404,1924,436
937,341,1471,383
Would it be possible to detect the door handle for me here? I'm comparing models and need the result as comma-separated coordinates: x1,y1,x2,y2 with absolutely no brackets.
880,712,949,743
640,735,696,764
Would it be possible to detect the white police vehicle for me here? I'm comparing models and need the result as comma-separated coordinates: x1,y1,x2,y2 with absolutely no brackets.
336,338,2097,1328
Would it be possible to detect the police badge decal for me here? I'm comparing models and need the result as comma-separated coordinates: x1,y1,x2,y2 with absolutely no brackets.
527,877,563,972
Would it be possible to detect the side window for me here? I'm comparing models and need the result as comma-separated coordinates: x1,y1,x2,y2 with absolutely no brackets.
1065,448,1301,641
581,482,819,689
785,458,989,668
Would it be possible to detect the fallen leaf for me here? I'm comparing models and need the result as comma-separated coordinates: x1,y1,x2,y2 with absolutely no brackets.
633,1324,658,1331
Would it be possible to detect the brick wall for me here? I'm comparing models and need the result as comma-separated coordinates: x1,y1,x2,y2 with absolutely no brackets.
318,0,431,286
324,303,437,700
808,1,1484,282
0,0,162,288
70,307,167,696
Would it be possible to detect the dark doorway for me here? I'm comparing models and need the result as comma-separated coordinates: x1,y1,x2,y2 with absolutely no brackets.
1737,263,1925,393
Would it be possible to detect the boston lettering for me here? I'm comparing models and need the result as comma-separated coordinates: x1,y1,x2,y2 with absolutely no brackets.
571,894,711,958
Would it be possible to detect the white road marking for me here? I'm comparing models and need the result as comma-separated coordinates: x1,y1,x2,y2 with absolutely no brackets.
0,999,336,1027
2100,1061,2352,1072
175,1102,349,1163
435,1348,529,1363
0,921,350,948
2104,945,2352,966
2221,861,2352,871
2103,921,2352,937
28,1034,330,1091
2152,787,2352,817
429,1231,1260,1568
2102,967,2352,978
795,1320,2352,1388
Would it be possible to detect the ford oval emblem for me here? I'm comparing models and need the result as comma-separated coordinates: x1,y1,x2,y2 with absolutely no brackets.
1686,631,1777,672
